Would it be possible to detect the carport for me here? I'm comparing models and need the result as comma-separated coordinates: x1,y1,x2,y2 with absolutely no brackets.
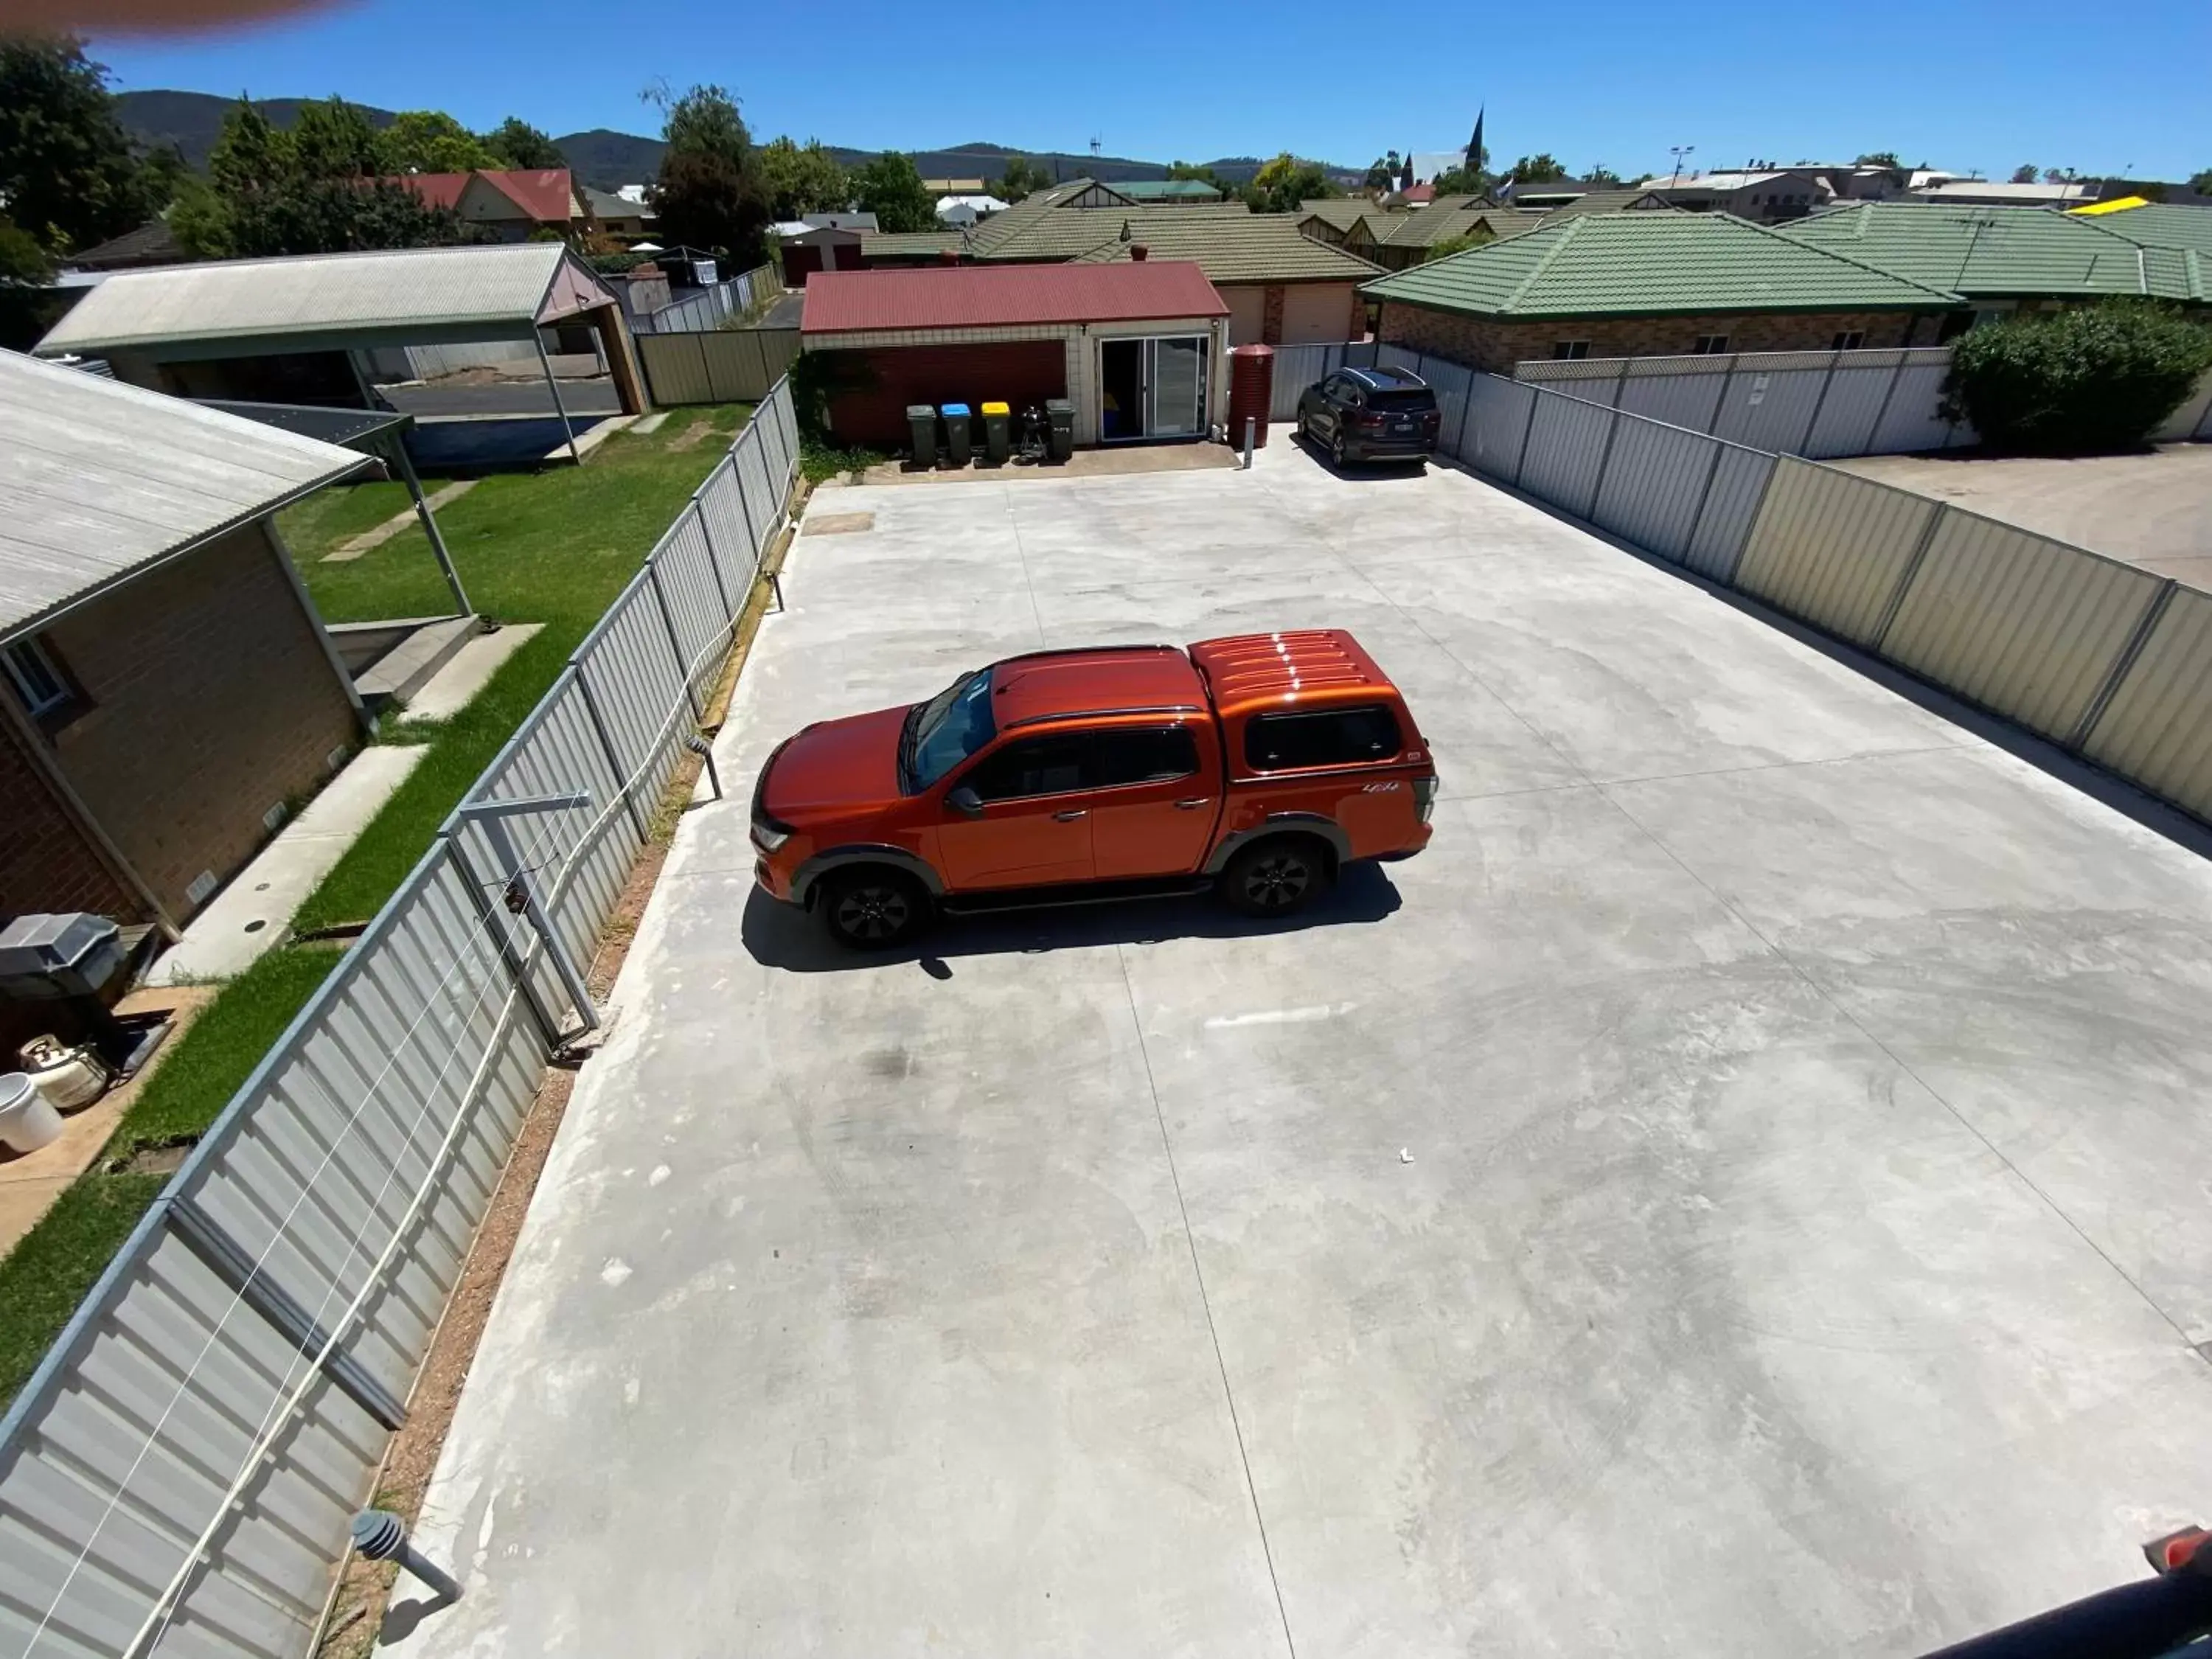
33,243,649,464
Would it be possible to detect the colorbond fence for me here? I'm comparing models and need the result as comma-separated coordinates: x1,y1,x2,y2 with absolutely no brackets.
630,260,782,335
0,380,801,1659
1454,368,2212,827
638,326,803,406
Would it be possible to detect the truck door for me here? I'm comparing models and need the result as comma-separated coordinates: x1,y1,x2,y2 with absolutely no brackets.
1088,725,1219,880
938,732,1096,889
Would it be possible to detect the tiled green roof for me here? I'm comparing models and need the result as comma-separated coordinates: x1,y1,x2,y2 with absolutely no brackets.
860,229,964,257
1298,199,1376,234
1366,210,1960,318
2070,203,2212,302
975,198,1249,261
1071,214,1382,283
1780,203,2171,299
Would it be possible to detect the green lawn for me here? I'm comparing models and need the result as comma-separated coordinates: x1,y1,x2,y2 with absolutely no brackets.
0,405,756,1413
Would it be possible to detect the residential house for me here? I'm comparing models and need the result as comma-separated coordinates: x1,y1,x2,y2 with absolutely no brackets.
59,221,188,275
1340,190,1670,270
799,261,1231,448
1365,211,1963,372
1780,202,2205,326
1636,170,1831,223
1297,198,1384,247
1907,178,2098,207
580,184,656,243
392,168,581,243
1116,181,1225,204
775,215,880,285
1071,215,1382,344
0,350,374,931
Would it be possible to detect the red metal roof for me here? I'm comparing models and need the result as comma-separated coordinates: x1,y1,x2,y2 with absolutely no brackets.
802,261,1228,335
387,170,574,223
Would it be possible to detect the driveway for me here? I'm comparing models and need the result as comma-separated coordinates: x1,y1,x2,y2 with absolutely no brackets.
408,434,2212,1658
1834,443,2212,594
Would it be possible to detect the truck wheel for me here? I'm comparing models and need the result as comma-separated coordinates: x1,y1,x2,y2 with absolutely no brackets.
821,869,930,949
1220,837,1330,919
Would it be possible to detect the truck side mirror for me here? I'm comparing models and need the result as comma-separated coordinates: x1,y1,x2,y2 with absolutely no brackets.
946,785,984,818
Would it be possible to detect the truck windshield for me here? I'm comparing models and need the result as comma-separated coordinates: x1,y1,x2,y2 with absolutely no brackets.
904,668,995,791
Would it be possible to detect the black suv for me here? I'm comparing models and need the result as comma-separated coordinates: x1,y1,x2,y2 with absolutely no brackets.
1295,365,1441,465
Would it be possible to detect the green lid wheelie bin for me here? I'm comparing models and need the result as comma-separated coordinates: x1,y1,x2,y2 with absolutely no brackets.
981,400,1011,463
1044,397,1075,462
906,405,937,467
940,403,972,466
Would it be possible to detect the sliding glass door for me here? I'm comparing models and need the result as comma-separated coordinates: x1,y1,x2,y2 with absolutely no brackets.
1099,335,1210,441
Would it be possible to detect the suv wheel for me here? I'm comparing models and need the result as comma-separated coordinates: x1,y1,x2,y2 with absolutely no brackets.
821,869,929,949
1221,837,1329,919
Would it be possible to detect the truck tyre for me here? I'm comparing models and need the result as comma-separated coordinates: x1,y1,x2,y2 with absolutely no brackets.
1220,836,1330,919
821,869,930,949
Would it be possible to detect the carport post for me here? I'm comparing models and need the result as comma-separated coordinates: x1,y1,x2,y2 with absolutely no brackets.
535,332,582,465
386,434,472,616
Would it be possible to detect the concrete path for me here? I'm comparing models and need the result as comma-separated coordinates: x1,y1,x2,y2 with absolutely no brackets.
406,437,2212,1659
147,745,425,983
323,479,475,563
1836,443,2212,594
395,622,543,724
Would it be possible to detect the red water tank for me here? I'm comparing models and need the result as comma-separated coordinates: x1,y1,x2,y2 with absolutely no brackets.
1227,344,1274,448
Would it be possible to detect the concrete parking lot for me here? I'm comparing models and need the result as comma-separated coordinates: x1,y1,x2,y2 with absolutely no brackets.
408,432,2212,1658
1836,443,2212,594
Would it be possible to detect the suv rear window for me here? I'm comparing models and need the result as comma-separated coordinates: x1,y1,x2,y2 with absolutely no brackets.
1244,706,1402,771
1366,387,1436,411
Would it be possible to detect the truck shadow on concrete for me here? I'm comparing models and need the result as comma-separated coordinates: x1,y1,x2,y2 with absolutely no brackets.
738,861,1405,974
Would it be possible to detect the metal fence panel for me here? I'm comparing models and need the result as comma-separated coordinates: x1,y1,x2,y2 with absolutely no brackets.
574,573,689,810
2081,585,2212,821
1377,342,1422,377
696,457,759,591
1457,373,1538,481
653,512,732,689
1871,359,1960,454
1265,343,1339,419
1683,446,1775,582
1712,361,1831,452
1804,355,1904,459
1589,416,1722,563
1618,362,1729,432
1733,456,1939,646
1413,353,1475,455
1516,392,1615,513
2152,366,2212,445
1879,511,2168,742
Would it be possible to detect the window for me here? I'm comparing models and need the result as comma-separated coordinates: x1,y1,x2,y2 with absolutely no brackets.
1831,330,1866,350
1092,727,1200,787
906,668,996,790
1551,340,1590,361
1692,335,1731,355
4,638,77,720
963,734,1093,801
1245,706,1403,772
1366,386,1436,411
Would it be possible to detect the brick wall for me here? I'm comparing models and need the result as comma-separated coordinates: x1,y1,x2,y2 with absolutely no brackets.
39,520,358,919
1261,285,1286,345
823,340,1068,448
0,714,145,922
1378,302,1942,371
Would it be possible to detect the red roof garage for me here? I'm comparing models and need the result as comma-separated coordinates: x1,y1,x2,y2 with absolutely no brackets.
800,260,1232,453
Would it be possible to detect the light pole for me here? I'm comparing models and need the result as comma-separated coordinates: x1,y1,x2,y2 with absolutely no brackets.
1669,145,1696,187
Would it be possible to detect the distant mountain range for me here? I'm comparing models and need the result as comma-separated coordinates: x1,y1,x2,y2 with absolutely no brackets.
112,91,1321,192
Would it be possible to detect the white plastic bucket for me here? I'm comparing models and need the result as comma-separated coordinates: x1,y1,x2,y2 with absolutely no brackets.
0,1071,65,1154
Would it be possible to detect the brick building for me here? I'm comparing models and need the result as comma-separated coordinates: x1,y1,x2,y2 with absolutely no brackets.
1365,211,1964,375
0,352,372,933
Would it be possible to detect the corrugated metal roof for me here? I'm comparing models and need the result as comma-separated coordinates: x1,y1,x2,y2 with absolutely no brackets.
1070,215,1383,283
1780,202,2183,299
860,229,965,258
0,351,372,639
36,242,595,355
1365,211,1960,319
801,261,1228,333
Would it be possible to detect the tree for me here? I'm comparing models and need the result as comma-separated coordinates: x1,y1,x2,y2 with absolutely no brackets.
1509,153,1567,181
760,136,849,219
1363,156,1394,192
1856,150,1901,167
1584,163,1623,185
288,95,384,180
647,83,769,259
2011,164,2039,183
1945,301,2212,453
1167,160,1224,185
0,35,170,257
1428,166,1478,195
1424,232,1486,261
996,154,1051,202
1244,153,1337,215
851,151,935,233
378,110,493,174
483,116,565,170
2192,167,2212,194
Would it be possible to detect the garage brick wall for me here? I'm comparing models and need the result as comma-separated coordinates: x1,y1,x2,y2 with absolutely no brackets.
1377,302,1942,372
36,520,358,918
823,340,1068,448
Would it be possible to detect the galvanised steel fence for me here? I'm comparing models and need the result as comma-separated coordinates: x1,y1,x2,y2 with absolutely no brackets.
629,260,783,335
636,327,803,406
0,379,801,1659
1450,364,2212,827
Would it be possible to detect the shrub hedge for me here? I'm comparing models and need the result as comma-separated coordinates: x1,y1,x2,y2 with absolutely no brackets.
1946,301,2212,453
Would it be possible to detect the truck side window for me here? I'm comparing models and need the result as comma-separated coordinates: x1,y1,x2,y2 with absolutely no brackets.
1245,706,1402,771
1091,727,1200,787
963,734,1093,801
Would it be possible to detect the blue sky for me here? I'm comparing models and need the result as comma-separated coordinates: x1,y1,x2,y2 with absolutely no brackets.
91,0,2211,181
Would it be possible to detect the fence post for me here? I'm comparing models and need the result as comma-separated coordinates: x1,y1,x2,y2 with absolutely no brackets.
2065,580,2178,752
1710,359,1739,438
728,434,765,565
1585,405,1624,521
1866,502,1950,651
571,665,650,841
1865,354,1907,454
1610,360,1631,410
443,829,571,1049
1795,349,1843,457
689,496,734,621
1681,438,1729,565
1511,385,1541,486
647,562,707,723
1723,454,1786,588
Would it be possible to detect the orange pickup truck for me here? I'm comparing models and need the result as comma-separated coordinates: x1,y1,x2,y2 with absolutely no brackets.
750,629,1436,947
